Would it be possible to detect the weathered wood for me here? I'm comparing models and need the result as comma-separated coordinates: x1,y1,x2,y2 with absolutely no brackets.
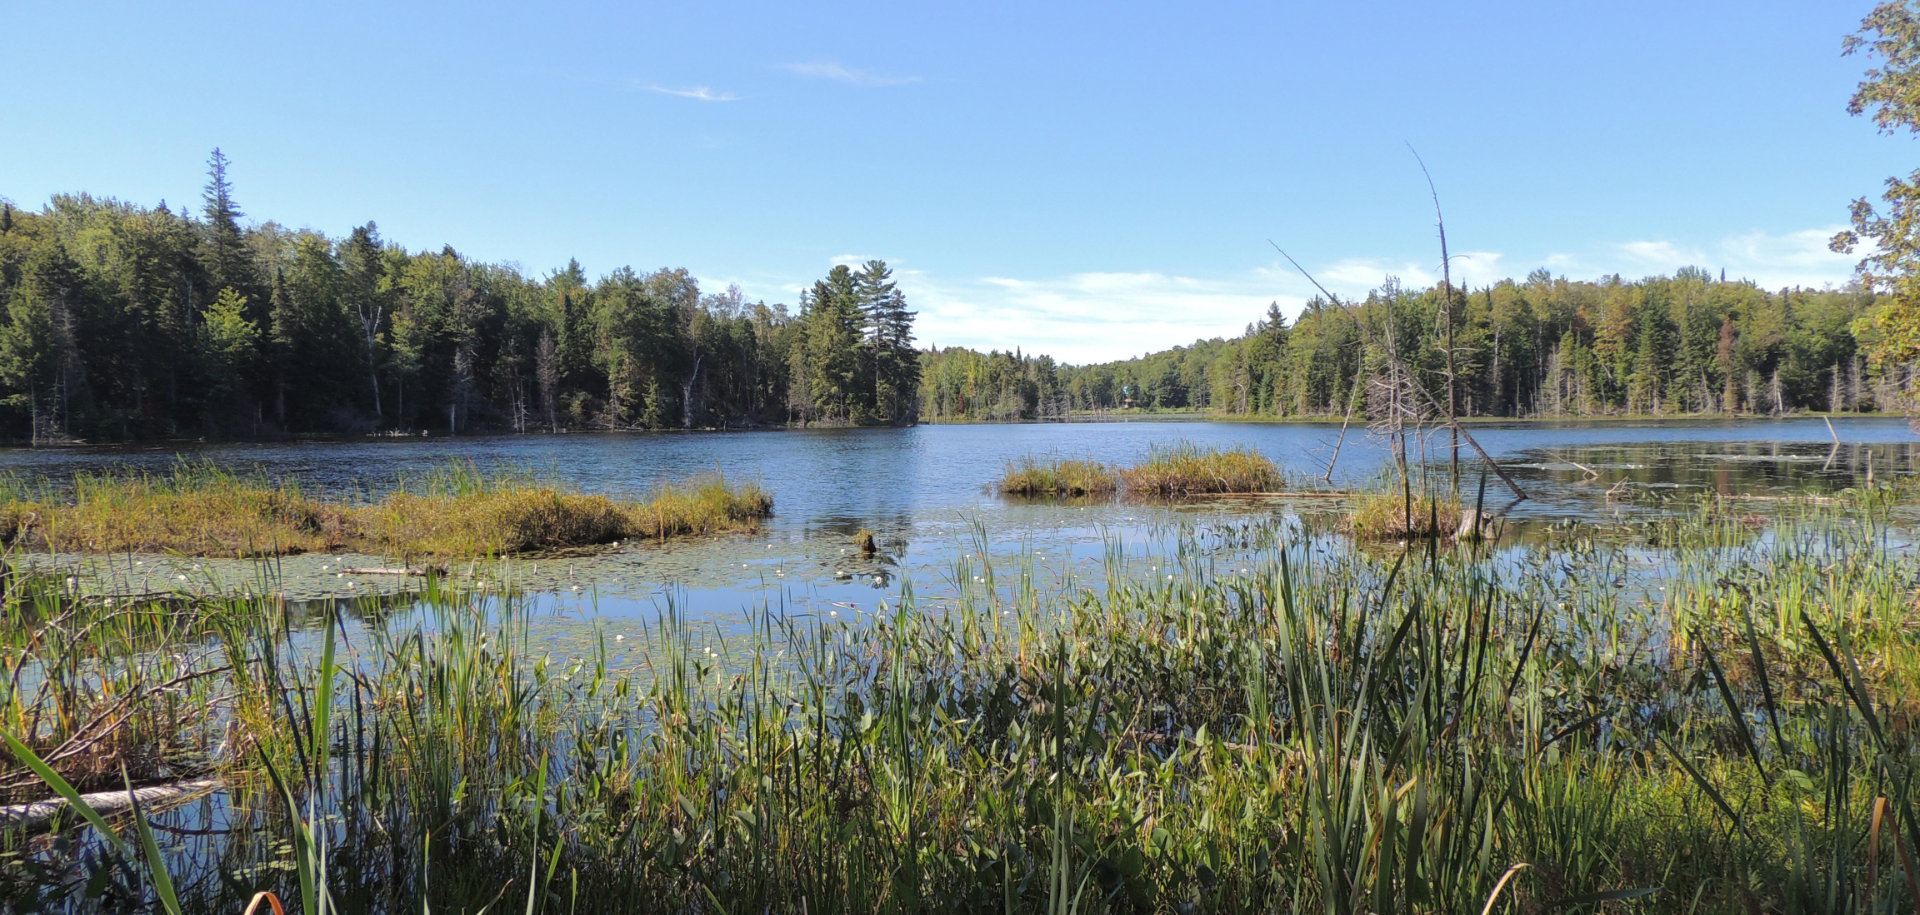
342,565,443,577
1206,491,1358,500
0,777,222,829
1271,243,1528,502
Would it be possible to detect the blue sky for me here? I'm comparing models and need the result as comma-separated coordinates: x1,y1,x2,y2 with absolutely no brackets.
1,1,1907,363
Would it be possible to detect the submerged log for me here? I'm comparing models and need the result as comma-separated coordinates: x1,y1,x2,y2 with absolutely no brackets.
0,777,223,829
342,565,445,577
1206,491,1357,500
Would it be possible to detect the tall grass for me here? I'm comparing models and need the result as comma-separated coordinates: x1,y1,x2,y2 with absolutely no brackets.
4,498,1920,912
1347,491,1464,540
999,445,1281,498
998,457,1119,496
1119,443,1282,495
0,462,772,559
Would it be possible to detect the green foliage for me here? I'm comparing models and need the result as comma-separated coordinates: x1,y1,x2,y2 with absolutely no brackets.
10,503,1920,911
1033,274,1876,420
1118,443,1282,496
0,158,914,439
1835,2,1920,376
1347,490,1464,540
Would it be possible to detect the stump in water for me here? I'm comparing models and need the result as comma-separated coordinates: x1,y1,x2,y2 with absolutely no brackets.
1455,508,1487,542
854,529,877,555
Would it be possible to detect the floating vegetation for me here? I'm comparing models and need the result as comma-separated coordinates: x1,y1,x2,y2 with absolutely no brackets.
0,462,772,559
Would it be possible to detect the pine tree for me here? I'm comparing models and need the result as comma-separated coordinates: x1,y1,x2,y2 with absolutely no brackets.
200,149,256,304
857,259,918,423
806,266,863,422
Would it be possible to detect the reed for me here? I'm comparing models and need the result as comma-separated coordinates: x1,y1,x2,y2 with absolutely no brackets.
1119,443,1282,496
1347,490,1464,540
3,497,1919,912
997,456,1120,496
0,463,773,559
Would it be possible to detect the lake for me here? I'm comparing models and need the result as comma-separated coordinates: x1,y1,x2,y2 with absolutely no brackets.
5,416,1915,626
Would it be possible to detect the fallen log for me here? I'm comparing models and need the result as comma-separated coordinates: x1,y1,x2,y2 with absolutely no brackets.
341,565,445,577
0,777,223,829
1205,491,1359,499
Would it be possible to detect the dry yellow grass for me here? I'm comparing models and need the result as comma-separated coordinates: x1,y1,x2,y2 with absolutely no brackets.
0,467,772,558
1118,444,1281,497
1348,491,1464,540
997,457,1120,496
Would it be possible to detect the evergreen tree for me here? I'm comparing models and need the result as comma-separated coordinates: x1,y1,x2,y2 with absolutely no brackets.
857,259,918,423
805,266,863,422
200,148,256,305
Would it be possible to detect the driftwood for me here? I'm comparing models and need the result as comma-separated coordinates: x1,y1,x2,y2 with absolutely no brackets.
342,565,445,577
1561,457,1602,481
1206,491,1359,500
0,777,222,829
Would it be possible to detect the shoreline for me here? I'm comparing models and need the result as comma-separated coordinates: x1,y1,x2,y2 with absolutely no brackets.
0,410,1902,448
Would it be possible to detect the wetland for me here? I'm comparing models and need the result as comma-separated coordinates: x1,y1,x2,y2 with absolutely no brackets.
2,417,1919,913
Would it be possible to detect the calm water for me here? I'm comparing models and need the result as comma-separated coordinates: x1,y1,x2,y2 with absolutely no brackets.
4,417,1915,623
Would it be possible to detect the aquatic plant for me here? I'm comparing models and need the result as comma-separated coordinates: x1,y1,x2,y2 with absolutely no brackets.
3,498,1919,912
997,456,1120,496
1118,442,1282,496
1347,490,1465,540
0,463,773,559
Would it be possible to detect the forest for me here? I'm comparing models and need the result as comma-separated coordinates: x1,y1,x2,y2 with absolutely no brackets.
1,152,1905,440
0,152,919,442
922,271,1893,422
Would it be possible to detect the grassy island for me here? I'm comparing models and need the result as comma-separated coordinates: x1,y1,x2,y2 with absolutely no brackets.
0,464,772,558
999,444,1282,498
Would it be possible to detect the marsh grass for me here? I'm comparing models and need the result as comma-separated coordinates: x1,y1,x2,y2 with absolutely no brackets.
5,497,1920,912
998,457,1120,496
0,463,773,559
1347,490,1465,540
1119,443,1282,495
1000,445,1280,499
0,465,352,557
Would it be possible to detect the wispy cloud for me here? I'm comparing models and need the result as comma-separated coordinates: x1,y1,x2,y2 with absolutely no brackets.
643,84,739,102
717,225,1860,366
1305,250,1508,298
781,61,919,87
913,271,1294,364
1607,227,1856,289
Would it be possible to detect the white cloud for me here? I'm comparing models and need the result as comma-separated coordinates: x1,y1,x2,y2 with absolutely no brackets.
913,271,1301,364
707,225,1861,368
643,84,739,102
781,61,919,87
1605,227,1857,289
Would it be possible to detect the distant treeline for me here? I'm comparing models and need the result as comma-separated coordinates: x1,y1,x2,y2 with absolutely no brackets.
0,152,918,442
920,270,1896,422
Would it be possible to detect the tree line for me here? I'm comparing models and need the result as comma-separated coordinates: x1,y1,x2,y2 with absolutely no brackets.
952,270,1889,422
884,270,1895,425
0,152,919,442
